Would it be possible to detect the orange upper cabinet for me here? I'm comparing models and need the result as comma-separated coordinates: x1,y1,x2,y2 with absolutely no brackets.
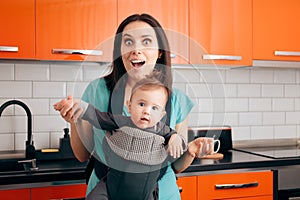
189,0,252,66
253,0,300,62
36,0,117,61
117,0,189,64
0,0,35,59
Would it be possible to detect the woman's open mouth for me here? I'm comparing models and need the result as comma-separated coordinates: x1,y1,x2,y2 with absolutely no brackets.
131,60,145,68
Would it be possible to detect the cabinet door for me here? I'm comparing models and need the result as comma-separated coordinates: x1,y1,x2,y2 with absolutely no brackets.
31,184,87,200
253,0,300,62
177,176,197,200
189,0,252,66
197,171,273,199
36,0,117,61
118,0,189,64
0,0,35,59
0,188,30,200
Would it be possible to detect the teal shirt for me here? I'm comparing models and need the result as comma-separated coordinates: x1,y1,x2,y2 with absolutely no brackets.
82,78,194,199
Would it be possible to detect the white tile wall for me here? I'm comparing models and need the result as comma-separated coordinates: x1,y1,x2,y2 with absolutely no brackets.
1,61,300,151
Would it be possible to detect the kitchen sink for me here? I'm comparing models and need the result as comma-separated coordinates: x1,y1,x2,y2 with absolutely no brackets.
0,159,26,173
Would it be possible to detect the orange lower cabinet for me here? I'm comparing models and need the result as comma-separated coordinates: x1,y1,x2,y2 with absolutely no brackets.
197,171,273,200
0,188,30,200
177,176,197,200
31,184,87,200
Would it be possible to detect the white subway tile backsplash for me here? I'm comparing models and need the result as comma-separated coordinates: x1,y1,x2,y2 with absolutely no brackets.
262,84,284,97
274,69,296,83
66,82,89,98
239,112,262,126
15,99,49,115
250,69,274,83
274,125,297,139
263,112,285,125
226,69,250,83
231,126,251,141
1,61,300,150
0,63,14,80
0,81,32,98
15,64,49,81
173,69,201,83
225,98,248,112
251,126,274,139
285,85,300,97
50,65,83,81
249,98,272,112
187,83,212,98
15,133,27,150
286,112,300,124
33,82,66,98
272,98,294,112
32,132,50,150
34,116,67,132
0,134,14,150
237,84,261,97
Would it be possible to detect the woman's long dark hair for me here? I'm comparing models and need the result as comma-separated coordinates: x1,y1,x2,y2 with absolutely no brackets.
104,13,172,92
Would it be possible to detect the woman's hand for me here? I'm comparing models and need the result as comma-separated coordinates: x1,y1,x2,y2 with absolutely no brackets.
53,95,82,123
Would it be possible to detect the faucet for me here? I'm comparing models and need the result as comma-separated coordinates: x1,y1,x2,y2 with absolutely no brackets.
0,100,36,159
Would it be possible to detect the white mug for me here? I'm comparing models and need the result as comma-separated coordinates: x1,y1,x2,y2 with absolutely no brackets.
198,137,220,157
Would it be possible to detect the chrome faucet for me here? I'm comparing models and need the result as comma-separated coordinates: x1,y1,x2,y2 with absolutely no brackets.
0,100,36,159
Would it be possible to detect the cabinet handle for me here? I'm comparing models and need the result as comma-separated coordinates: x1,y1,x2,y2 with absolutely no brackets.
0,46,18,52
52,49,103,56
215,181,258,189
203,54,242,61
274,51,300,57
178,187,183,193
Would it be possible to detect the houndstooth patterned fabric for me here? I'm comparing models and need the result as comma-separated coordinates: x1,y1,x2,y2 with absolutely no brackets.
105,126,167,165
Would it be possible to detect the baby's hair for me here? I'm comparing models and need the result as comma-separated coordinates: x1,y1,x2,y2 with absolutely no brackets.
130,70,171,102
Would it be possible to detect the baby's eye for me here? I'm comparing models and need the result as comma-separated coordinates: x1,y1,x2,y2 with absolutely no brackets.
152,106,159,111
138,102,145,107
124,39,133,46
143,38,152,45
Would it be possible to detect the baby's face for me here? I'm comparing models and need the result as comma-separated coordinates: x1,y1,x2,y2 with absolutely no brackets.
128,87,167,129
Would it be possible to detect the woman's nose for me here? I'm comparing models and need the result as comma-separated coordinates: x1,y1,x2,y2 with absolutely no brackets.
131,49,142,55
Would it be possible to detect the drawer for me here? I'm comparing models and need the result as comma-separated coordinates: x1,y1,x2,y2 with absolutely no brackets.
197,171,273,199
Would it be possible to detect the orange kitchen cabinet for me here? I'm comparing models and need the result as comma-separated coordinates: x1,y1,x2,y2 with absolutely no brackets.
197,171,274,200
36,0,117,62
0,0,35,59
0,188,30,200
118,0,189,64
253,0,300,62
189,0,252,66
31,184,87,200
177,176,197,200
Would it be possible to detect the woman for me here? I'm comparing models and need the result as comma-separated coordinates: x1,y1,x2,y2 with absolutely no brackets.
57,13,202,199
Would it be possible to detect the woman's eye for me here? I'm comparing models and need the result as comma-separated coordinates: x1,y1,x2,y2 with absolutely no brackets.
143,38,152,45
124,39,133,46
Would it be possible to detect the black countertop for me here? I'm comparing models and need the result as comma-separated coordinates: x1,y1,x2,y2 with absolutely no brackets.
1,149,300,188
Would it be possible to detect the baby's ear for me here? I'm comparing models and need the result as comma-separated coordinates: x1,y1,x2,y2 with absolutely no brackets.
159,110,167,120
127,100,131,113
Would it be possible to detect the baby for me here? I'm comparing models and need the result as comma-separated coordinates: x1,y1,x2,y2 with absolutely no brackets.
54,74,186,200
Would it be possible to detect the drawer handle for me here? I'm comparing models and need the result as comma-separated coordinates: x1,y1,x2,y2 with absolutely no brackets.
215,181,258,189
203,54,242,61
274,51,300,57
0,46,18,52
52,49,103,56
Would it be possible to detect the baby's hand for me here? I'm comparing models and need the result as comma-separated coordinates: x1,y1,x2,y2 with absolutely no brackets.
167,134,183,159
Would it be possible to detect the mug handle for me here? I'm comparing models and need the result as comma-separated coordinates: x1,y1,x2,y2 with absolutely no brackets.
213,139,221,153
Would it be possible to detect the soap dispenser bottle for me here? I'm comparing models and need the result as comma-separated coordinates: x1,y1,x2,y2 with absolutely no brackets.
59,128,75,159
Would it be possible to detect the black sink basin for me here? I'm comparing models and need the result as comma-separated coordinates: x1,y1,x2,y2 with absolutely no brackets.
0,159,25,173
